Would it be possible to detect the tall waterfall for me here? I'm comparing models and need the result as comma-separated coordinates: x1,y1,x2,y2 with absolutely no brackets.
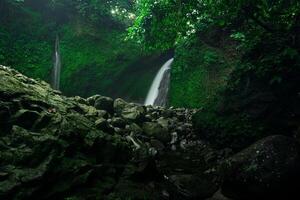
145,58,174,106
52,35,61,90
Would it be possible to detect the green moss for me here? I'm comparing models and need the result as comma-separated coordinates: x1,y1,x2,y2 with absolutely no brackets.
170,36,230,108
0,2,166,102
0,10,53,81
58,24,166,101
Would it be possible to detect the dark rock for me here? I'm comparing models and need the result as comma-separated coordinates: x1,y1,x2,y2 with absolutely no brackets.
126,123,143,135
150,139,165,152
13,109,41,130
94,95,114,113
95,118,110,132
0,103,12,132
143,122,170,143
167,173,219,199
0,66,132,200
111,117,126,128
86,94,100,106
32,112,52,130
157,117,170,131
114,98,145,121
206,190,232,200
71,96,88,105
221,135,300,199
6,65,296,200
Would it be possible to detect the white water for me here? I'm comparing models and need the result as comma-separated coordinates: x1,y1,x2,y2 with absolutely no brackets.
144,58,174,106
52,35,61,90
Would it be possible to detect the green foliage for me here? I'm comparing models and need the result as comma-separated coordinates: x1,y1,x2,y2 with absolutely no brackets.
170,36,230,108
0,3,53,80
129,0,300,146
193,107,265,150
0,0,159,102
59,23,147,98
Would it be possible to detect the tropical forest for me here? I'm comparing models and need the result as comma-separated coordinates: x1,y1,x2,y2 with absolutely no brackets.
0,0,299,199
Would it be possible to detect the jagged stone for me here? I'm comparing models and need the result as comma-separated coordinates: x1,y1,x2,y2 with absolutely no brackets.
167,173,219,199
221,135,300,199
3,65,296,200
111,117,126,128
0,66,131,200
13,109,41,130
94,95,114,113
95,118,109,130
143,122,170,143
114,98,146,121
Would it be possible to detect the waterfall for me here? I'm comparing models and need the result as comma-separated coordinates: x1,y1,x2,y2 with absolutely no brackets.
145,58,174,106
52,35,61,90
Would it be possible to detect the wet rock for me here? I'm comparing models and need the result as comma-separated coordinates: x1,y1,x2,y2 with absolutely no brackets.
157,117,169,131
114,98,145,121
5,65,293,200
114,98,129,113
168,173,219,199
150,139,165,152
97,109,108,119
13,109,41,130
86,94,100,106
94,95,114,113
221,135,300,199
143,122,170,143
161,109,174,118
0,103,12,132
111,117,126,128
71,96,88,105
32,112,52,130
126,123,143,135
206,190,232,200
95,118,110,132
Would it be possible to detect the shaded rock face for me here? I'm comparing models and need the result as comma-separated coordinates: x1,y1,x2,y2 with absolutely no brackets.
0,66,220,200
221,135,300,200
0,66,130,200
87,94,114,113
114,98,146,122
1,65,299,200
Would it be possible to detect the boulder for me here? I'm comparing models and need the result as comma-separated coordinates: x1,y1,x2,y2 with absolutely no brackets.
70,96,88,105
143,122,170,143
167,173,219,199
111,117,126,128
0,103,12,132
87,95,114,113
206,190,232,200
114,98,145,121
157,117,170,131
94,96,114,113
86,94,101,106
221,135,300,199
13,109,41,130
95,118,110,132
126,123,143,135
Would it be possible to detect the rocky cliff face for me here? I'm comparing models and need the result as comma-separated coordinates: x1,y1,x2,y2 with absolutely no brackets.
0,65,299,200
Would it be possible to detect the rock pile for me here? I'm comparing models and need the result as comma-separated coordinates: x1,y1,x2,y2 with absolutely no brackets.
0,65,299,200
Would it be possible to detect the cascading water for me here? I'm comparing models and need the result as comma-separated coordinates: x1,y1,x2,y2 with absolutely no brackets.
144,58,174,106
52,35,61,90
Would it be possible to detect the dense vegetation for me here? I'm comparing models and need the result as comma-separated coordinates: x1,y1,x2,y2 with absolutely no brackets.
1,0,299,148
0,0,170,102
128,0,300,149
1,0,300,199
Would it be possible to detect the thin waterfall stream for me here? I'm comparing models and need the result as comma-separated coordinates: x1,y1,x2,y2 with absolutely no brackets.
144,58,174,106
52,35,61,90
